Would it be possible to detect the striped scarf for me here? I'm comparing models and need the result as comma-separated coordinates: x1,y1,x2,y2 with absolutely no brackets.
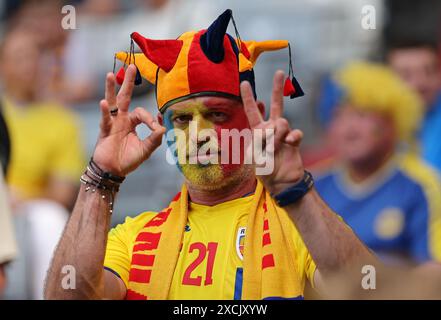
125,180,303,299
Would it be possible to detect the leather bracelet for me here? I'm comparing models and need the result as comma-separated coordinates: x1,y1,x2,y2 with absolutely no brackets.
89,158,125,184
85,168,120,192
79,159,125,214
272,171,314,207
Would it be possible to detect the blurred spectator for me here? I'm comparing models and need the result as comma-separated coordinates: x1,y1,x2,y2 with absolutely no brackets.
302,74,343,174
0,108,17,297
0,28,85,299
315,62,441,265
0,0,23,25
8,0,70,103
63,0,216,103
386,39,441,172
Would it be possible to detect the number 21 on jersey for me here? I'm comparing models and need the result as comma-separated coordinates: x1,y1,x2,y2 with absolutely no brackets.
182,242,218,286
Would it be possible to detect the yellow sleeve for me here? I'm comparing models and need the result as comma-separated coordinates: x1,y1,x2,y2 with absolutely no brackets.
104,220,132,288
303,250,317,288
49,111,85,181
104,212,158,288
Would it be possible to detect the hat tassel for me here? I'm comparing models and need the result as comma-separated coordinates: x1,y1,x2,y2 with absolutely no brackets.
114,39,143,86
283,43,304,99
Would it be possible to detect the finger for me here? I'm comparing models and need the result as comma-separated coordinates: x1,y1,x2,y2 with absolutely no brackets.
117,64,136,112
129,107,155,127
99,99,112,135
240,81,263,128
273,118,291,147
270,70,285,120
105,72,116,107
143,125,166,156
285,129,303,147
130,107,165,139
130,107,165,152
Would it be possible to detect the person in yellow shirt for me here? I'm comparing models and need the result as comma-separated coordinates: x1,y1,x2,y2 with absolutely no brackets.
0,29,84,299
104,193,316,299
3,99,84,205
45,9,377,300
1,30,84,208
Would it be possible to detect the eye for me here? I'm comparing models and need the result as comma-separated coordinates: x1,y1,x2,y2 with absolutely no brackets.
173,114,193,125
207,111,228,122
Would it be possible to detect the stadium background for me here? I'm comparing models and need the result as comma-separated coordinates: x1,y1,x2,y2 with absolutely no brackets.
0,0,440,234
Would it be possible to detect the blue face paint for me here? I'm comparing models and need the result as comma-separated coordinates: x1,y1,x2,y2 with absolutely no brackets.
163,109,174,134
163,109,183,173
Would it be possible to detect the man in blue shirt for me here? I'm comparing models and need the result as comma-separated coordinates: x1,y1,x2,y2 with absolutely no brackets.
387,39,441,171
315,62,441,265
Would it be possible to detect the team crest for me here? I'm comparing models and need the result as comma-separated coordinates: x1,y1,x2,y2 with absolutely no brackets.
236,227,246,260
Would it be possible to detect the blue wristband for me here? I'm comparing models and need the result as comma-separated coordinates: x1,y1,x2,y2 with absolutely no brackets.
272,171,314,207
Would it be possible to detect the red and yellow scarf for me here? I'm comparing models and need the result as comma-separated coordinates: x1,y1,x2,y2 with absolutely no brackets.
125,180,303,299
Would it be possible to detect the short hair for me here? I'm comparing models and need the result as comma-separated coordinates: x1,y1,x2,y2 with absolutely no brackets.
385,37,439,56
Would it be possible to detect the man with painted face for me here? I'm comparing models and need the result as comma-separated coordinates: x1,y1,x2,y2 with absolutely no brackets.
45,10,376,300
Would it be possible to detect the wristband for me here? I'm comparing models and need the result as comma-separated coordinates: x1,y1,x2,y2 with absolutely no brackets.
89,158,126,184
79,158,125,214
272,171,314,207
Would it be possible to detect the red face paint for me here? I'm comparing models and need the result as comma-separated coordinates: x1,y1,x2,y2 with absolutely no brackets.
167,96,256,186
202,98,251,176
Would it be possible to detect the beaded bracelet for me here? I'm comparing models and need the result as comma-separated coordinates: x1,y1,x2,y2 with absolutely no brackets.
79,158,125,214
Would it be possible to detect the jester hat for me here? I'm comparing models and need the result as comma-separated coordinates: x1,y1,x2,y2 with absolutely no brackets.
115,9,304,113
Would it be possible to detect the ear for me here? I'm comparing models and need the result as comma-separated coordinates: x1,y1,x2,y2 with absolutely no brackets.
257,100,266,119
157,113,164,126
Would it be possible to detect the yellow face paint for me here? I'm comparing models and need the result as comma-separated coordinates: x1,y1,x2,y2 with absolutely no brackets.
169,101,221,188
164,98,249,190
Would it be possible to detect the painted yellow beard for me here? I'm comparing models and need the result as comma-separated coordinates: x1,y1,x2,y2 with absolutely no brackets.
181,163,225,190
175,138,254,191
180,163,253,191
170,104,254,190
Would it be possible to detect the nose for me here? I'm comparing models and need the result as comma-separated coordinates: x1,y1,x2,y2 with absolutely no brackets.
197,135,211,148
189,114,213,145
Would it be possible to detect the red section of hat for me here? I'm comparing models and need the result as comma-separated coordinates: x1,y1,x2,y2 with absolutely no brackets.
187,31,239,97
131,32,183,72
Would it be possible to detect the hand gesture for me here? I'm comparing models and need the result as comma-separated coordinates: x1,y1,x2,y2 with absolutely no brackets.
241,70,304,195
92,65,166,176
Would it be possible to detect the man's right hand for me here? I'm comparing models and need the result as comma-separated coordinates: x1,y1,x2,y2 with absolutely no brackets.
93,65,166,176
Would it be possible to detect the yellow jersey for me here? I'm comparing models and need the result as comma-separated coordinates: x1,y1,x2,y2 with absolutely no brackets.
104,195,316,300
2,98,85,199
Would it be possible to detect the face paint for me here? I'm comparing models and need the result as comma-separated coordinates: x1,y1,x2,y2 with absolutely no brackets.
211,101,250,176
163,108,183,173
164,97,252,189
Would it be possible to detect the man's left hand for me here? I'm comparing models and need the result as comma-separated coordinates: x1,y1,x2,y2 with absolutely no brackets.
240,70,304,195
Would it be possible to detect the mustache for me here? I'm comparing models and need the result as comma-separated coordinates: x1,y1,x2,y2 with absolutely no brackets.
184,141,220,158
